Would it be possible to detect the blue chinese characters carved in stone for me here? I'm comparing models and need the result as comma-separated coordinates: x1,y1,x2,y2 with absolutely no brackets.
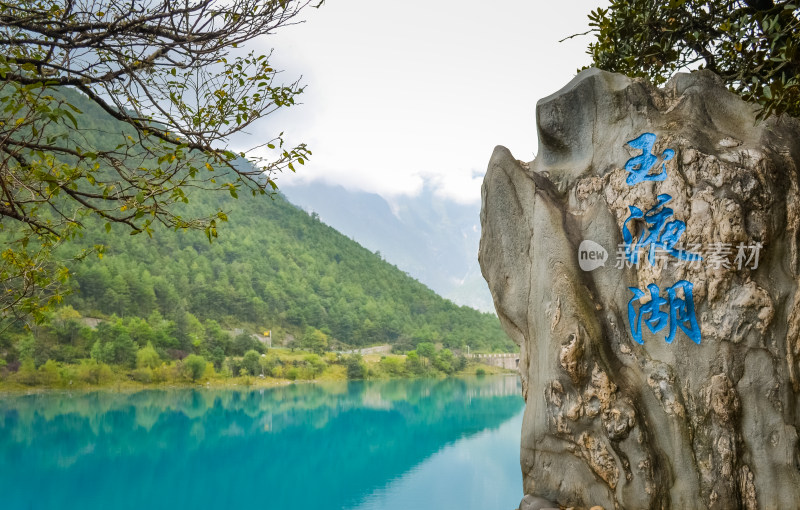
622,194,702,265
628,280,701,345
624,132,675,185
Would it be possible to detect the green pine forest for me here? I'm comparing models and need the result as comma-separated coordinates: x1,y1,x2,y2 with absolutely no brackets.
0,88,514,385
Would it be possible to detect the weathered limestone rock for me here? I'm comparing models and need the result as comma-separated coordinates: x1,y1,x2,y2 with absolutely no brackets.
479,68,800,510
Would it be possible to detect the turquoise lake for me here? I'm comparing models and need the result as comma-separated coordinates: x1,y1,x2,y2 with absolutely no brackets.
0,375,524,510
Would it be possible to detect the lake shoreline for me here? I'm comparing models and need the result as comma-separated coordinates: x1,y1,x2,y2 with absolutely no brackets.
0,346,517,395
0,367,517,396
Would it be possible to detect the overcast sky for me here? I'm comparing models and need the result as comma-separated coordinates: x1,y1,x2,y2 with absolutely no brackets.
237,0,609,205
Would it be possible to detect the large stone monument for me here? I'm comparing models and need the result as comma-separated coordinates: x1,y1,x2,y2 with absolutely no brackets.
479,68,800,509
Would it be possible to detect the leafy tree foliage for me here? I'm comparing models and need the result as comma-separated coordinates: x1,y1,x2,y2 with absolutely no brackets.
136,342,161,370
0,0,318,321
587,0,800,118
433,348,454,374
405,351,424,376
90,319,137,367
183,354,207,381
242,349,261,376
0,304,500,384
345,354,367,380
259,353,280,377
231,332,264,356
303,354,326,378
75,358,113,384
302,327,328,354
416,342,436,361
284,366,299,380
379,356,405,376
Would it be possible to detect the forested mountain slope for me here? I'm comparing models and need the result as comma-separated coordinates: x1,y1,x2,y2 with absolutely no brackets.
64,187,512,352
0,87,514,376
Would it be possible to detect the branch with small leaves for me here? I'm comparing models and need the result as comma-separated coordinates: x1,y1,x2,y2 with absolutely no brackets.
0,0,321,322
585,0,799,119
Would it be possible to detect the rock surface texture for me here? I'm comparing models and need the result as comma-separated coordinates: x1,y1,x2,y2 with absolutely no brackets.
479,68,800,510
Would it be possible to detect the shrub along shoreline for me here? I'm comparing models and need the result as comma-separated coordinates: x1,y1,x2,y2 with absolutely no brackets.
0,347,513,393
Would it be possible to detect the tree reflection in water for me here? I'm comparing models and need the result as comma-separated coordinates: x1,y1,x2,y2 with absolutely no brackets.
0,376,523,510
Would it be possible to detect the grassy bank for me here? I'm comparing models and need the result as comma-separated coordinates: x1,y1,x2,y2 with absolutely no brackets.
0,348,515,393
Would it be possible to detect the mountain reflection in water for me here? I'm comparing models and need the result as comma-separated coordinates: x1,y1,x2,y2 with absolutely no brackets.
0,375,524,510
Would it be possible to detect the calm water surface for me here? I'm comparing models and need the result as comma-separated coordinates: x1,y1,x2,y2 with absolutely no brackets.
0,375,524,510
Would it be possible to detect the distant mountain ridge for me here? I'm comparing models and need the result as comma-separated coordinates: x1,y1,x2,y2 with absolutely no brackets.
281,182,495,313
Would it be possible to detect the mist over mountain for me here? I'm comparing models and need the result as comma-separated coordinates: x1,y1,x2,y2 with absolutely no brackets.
281,182,495,313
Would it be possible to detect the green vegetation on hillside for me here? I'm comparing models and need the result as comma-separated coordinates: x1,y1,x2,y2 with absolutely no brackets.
0,188,514,381
61,187,509,351
0,0,314,319
0,89,514,384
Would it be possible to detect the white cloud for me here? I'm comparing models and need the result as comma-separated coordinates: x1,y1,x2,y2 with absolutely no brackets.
236,0,609,204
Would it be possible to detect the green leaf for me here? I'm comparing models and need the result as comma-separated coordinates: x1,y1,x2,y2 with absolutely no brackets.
63,110,78,129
